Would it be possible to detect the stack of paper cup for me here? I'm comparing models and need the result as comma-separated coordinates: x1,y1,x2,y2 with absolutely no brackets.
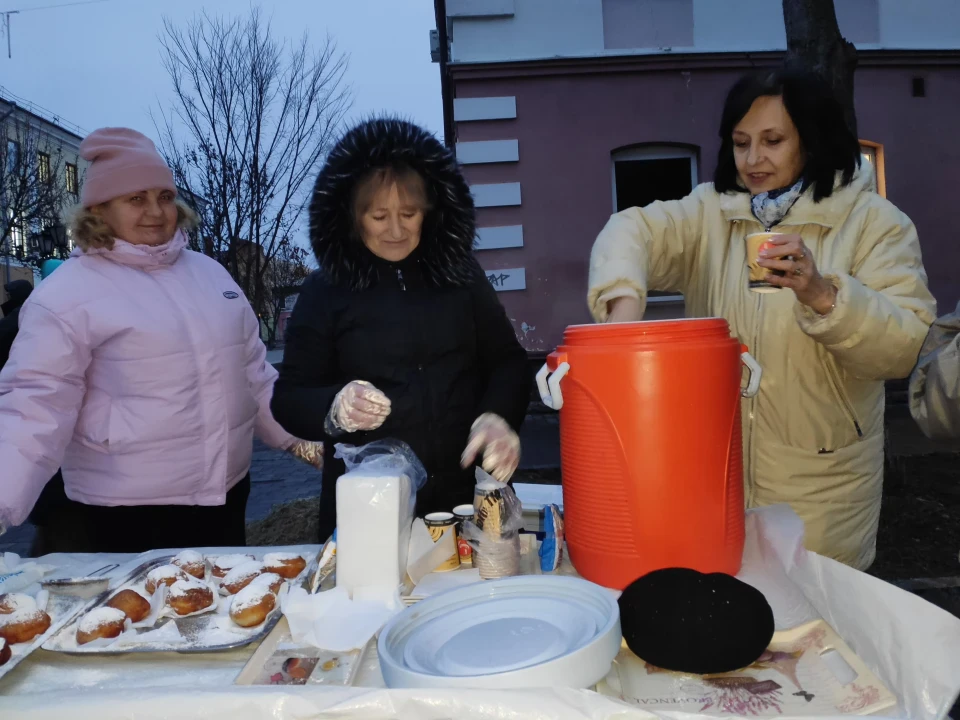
472,487,521,579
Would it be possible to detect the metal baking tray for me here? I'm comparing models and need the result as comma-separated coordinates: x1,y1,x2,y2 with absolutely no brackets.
43,549,319,655
0,591,92,679
0,562,118,679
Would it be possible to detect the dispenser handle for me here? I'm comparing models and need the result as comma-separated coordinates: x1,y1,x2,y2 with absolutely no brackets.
741,349,762,398
536,353,570,410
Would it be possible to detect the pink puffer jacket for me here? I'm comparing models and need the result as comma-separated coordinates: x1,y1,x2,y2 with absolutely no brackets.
0,231,294,527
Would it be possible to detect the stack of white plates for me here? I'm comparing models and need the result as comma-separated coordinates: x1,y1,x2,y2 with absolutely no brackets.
378,575,621,689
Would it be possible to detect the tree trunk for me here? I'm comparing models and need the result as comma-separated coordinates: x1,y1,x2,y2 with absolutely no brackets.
782,0,859,137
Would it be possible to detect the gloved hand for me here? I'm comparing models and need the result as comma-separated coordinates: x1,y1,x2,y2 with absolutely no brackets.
461,413,521,483
328,380,392,433
288,439,324,470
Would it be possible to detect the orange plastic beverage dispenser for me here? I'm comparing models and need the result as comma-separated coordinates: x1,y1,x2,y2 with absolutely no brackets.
536,319,761,590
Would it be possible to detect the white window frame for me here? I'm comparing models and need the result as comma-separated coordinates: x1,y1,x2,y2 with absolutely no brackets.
611,146,698,304
859,140,886,197
9,221,24,253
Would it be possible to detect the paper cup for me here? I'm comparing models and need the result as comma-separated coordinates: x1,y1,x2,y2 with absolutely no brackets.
453,504,475,566
474,533,521,580
423,512,461,572
745,232,788,293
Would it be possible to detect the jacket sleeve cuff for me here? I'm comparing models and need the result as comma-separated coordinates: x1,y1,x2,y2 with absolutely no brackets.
588,281,646,323
0,446,52,528
794,273,870,349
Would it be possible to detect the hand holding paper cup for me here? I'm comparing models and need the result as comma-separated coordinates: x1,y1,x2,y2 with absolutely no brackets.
750,233,838,314
746,232,789,293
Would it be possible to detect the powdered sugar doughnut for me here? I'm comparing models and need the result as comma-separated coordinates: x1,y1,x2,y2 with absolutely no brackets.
220,561,265,595
263,553,306,580
0,609,51,644
106,589,152,623
76,607,126,645
0,638,10,666
173,550,206,579
210,554,256,579
145,565,187,595
229,584,276,628
0,593,37,615
250,572,284,595
168,576,215,616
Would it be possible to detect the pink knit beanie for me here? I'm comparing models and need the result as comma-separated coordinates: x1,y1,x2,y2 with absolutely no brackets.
79,127,176,208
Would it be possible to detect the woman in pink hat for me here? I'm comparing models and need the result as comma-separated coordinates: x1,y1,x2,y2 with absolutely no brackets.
0,127,322,553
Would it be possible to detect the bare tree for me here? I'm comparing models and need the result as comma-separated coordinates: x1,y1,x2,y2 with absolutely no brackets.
155,8,349,326
262,238,310,347
0,111,76,264
783,0,858,136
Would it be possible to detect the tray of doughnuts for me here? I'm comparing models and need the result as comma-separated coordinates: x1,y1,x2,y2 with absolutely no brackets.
0,588,91,679
42,548,318,655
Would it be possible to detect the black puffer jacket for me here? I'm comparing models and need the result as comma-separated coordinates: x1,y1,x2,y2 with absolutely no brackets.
271,118,531,539
0,280,33,371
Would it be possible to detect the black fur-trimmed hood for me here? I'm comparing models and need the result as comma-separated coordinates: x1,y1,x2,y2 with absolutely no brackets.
309,118,477,291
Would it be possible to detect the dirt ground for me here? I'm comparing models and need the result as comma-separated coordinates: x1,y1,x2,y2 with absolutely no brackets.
872,453,960,581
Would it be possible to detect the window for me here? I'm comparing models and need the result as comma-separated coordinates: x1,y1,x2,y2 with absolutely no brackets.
37,152,50,183
6,209,24,253
859,140,886,197
611,145,698,302
65,163,78,196
602,0,693,50
5,140,20,175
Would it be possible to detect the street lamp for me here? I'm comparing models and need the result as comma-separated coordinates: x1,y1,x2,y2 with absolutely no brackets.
36,223,67,259
23,223,69,268
37,228,54,257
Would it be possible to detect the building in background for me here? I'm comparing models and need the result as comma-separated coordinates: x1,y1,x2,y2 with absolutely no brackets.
433,0,960,353
1,87,85,290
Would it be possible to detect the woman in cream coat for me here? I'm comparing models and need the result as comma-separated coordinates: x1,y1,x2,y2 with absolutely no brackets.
588,68,935,570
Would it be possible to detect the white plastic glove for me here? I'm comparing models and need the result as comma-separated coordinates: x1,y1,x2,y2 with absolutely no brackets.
461,413,521,483
329,380,392,433
288,439,324,470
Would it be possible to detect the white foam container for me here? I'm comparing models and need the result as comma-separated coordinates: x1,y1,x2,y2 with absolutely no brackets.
378,575,621,689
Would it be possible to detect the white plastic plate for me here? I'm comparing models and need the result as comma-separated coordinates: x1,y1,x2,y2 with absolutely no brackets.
378,575,621,689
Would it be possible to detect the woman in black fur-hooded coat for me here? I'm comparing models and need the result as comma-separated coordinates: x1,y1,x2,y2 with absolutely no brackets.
272,118,531,540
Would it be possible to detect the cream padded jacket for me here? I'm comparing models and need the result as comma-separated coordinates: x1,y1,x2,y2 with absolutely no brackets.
588,167,936,570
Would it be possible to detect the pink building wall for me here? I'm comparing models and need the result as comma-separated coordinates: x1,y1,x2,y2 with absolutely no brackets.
454,53,960,352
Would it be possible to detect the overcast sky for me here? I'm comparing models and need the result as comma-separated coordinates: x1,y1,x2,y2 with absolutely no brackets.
1,0,443,142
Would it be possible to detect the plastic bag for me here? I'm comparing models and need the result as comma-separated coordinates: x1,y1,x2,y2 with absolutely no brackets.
539,503,564,572
460,468,524,579
333,440,428,593
0,553,56,595
333,439,428,493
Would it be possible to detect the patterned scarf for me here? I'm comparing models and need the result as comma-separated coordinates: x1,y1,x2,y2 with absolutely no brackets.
750,179,805,230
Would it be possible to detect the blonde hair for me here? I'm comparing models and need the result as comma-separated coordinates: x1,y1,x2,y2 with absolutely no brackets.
67,198,200,252
352,166,432,231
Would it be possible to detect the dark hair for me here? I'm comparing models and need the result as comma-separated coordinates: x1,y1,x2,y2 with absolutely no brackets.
713,66,861,202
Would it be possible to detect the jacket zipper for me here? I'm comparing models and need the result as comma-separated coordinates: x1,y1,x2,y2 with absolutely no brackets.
398,264,432,467
746,285,762,507
824,358,864,439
